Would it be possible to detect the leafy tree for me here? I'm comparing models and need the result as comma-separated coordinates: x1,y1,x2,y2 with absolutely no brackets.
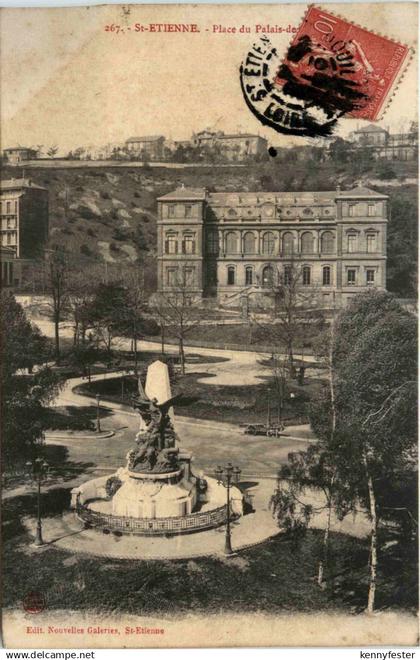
387,196,418,296
331,291,417,612
1,292,61,469
86,282,128,360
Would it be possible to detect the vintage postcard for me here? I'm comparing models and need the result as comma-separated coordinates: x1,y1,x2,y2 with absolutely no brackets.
0,1,418,649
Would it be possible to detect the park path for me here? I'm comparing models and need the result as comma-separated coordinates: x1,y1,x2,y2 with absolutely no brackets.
55,370,315,444
33,318,319,387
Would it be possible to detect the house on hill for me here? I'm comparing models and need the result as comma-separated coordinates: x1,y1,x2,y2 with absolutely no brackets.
125,136,165,160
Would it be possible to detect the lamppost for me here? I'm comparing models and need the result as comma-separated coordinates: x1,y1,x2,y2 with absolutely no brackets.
215,462,241,556
96,393,101,433
25,457,50,547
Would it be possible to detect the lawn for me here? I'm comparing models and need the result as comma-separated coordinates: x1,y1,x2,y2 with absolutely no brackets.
75,369,322,426
2,485,417,615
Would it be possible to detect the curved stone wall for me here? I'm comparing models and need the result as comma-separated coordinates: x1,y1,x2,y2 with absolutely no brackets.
76,501,228,536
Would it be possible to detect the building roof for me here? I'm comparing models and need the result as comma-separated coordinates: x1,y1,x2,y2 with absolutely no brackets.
336,185,388,199
158,185,387,204
353,124,388,134
157,187,207,202
125,135,165,143
3,146,38,153
218,133,266,141
0,178,47,192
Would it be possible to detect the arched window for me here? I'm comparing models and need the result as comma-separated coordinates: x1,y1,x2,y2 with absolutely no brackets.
262,265,274,288
245,266,253,285
243,232,256,255
321,231,334,254
322,266,331,286
226,232,238,254
301,232,314,254
227,266,235,285
262,232,275,255
302,266,311,286
282,232,294,255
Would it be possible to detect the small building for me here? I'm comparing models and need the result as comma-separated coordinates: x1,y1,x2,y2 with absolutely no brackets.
0,178,49,259
350,125,389,146
125,136,165,160
3,147,39,164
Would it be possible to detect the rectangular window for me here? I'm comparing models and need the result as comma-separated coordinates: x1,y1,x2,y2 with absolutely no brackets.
347,235,357,253
368,204,376,217
207,231,219,254
184,268,194,286
366,234,376,253
184,204,193,218
165,235,178,254
347,269,356,285
366,269,375,284
183,235,195,254
284,266,292,285
348,205,355,217
245,267,253,285
168,205,175,218
167,268,177,286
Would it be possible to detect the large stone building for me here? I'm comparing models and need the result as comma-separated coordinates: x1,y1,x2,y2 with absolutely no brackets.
157,185,388,307
125,135,165,160
192,131,268,161
0,178,49,259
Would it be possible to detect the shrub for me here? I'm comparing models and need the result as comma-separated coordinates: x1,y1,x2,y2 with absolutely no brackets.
105,476,122,498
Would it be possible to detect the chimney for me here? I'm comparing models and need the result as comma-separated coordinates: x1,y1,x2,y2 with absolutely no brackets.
336,184,341,193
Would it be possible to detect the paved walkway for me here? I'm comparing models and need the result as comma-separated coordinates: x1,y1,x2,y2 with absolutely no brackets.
22,478,370,560
34,319,321,387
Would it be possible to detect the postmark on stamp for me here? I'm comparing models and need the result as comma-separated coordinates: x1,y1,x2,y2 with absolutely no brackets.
240,5,411,137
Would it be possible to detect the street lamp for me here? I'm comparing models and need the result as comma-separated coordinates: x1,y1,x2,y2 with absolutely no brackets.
96,393,101,433
215,462,241,556
25,457,50,547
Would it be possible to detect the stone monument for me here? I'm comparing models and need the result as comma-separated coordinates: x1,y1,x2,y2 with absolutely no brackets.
71,361,243,535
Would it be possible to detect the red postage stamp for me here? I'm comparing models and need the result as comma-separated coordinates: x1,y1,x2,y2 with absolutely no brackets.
276,5,411,121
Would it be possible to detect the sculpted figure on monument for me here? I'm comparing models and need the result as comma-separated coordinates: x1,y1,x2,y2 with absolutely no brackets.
128,377,196,473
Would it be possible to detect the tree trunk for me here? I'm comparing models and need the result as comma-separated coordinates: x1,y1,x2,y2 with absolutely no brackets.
287,339,295,378
179,336,185,375
161,323,165,355
364,453,378,613
73,319,79,346
134,337,138,376
54,313,60,363
318,498,332,588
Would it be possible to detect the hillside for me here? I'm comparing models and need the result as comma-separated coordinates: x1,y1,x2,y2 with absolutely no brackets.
3,156,417,296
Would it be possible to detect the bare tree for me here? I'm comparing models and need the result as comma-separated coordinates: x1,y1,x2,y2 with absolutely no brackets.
251,254,323,377
44,249,70,363
150,264,204,374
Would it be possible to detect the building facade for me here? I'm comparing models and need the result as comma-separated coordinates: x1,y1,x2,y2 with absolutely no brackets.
157,185,388,307
3,147,39,164
125,136,165,160
349,123,418,161
0,247,21,288
0,178,49,259
192,131,268,161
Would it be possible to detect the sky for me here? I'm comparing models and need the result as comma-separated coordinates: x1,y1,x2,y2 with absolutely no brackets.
0,2,417,153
